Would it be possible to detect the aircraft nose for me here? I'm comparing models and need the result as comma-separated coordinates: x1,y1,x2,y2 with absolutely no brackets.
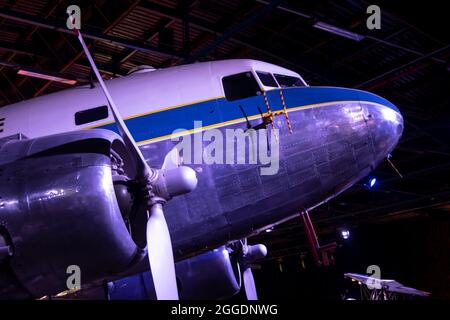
364,101,403,161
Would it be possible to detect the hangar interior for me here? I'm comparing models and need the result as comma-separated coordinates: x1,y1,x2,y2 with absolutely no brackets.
0,0,449,299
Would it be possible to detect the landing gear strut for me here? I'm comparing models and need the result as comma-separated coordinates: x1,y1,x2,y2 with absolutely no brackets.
300,210,337,267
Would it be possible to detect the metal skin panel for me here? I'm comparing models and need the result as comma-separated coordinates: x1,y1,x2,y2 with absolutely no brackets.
0,132,141,298
142,101,402,259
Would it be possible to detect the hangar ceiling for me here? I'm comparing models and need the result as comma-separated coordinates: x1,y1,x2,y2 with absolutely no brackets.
0,0,449,262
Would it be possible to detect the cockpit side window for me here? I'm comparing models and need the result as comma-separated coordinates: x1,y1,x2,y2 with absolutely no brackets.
75,105,109,125
256,71,278,88
222,72,261,101
274,74,305,88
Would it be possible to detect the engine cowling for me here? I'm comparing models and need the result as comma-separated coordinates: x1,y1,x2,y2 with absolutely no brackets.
176,246,241,300
0,130,143,299
107,245,241,300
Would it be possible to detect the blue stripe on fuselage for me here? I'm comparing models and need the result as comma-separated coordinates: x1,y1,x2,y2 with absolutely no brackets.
97,86,399,142
280,87,399,113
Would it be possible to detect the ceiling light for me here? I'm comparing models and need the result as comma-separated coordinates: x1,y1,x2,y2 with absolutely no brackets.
313,21,365,41
341,230,350,240
17,69,77,85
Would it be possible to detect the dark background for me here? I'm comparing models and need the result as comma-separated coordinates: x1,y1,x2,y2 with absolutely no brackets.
251,211,450,300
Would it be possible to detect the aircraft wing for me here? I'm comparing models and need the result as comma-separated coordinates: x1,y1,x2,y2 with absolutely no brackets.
383,281,430,297
344,273,430,297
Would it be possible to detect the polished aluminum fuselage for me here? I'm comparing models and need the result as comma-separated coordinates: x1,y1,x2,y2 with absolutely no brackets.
142,100,403,258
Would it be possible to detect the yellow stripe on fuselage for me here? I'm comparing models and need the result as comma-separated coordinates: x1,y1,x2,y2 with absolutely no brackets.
85,96,224,129
135,100,368,145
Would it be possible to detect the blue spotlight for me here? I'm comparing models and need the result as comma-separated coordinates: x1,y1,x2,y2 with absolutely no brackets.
364,177,377,189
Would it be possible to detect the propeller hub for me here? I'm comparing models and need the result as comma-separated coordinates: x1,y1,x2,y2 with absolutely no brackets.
154,166,198,201
245,244,268,262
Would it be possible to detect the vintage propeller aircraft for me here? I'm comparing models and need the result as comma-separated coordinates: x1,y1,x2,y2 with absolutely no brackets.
0,30,403,300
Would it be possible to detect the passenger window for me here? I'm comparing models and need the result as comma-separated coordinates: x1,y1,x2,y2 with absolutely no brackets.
274,74,304,88
75,106,108,125
222,72,261,101
256,71,278,87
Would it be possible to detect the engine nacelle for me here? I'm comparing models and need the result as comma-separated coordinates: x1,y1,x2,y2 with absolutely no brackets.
176,246,240,300
0,130,142,299
107,245,241,300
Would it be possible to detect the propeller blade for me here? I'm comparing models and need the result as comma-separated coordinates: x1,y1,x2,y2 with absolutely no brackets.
243,267,258,300
75,29,181,300
146,203,179,300
75,29,149,179
239,242,266,300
